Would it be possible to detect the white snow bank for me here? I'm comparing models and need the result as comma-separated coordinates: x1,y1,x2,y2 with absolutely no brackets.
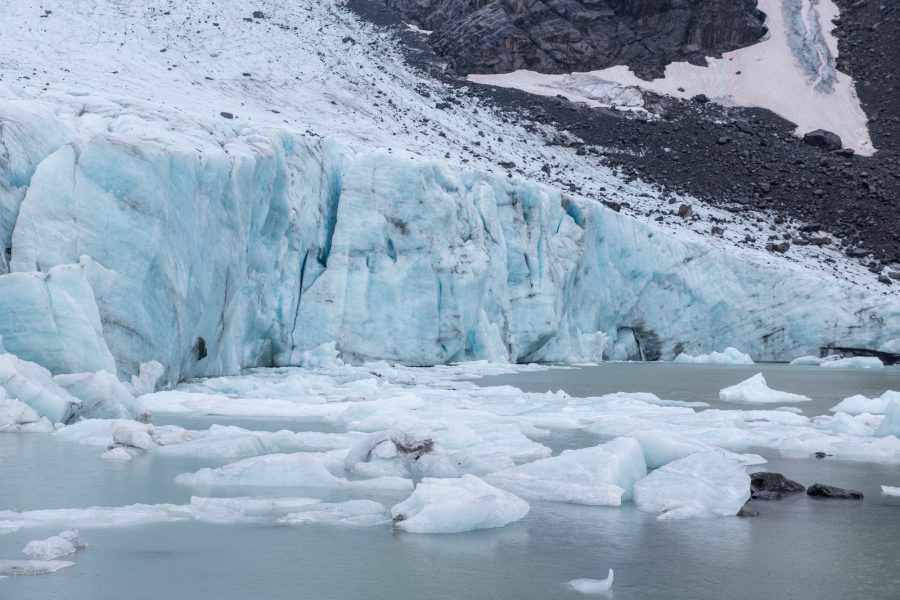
486,438,647,506
391,474,529,533
633,451,751,519
830,391,900,415
875,400,900,438
719,373,811,404
882,486,900,497
175,452,413,490
568,569,614,594
674,347,754,365
22,530,84,561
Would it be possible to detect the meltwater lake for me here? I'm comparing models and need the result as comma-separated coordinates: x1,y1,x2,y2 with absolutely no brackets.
2,362,899,600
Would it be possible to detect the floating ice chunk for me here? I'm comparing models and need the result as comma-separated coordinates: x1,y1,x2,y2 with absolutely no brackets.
190,496,319,514
0,353,81,423
776,406,804,414
632,430,716,469
54,370,147,420
673,347,754,365
22,530,83,560
815,413,874,437
486,438,647,505
879,339,900,354
820,357,884,369
0,504,187,530
719,373,812,404
0,560,74,576
175,452,413,490
0,397,54,433
102,447,134,460
281,500,390,527
882,486,900,497
875,400,900,438
789,355,830,366
112,423,155,450
568,569,614,594
633,451,751,519
130,361,165,396
831,391,900,415
391,474,529,533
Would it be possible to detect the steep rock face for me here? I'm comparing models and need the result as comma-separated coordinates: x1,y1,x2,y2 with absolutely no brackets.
384,0,768,78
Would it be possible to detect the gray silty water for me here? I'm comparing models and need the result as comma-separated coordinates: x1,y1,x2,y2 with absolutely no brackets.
2,364,899,599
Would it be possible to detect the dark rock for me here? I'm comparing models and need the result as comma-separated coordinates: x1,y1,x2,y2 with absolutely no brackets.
381,0,768,80
750,472,806,500
692,93,710,104
711,226,725,236
498,160,516,169
251,10,266,19
677,203,693,218
814,451,829,459
765,242,790,253
195,337,207,361
803,129,843,151
806,483,863,499
219,111,234,119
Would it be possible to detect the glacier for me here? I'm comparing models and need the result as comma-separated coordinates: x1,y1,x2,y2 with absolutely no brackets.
0,0,897,397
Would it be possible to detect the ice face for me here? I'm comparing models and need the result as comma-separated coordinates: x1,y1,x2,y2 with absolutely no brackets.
390,474,530,533
718,373,812,404
632,451,752,519
875,400,900,438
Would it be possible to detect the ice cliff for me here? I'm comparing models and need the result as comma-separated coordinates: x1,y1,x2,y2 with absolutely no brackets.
0,0,897,387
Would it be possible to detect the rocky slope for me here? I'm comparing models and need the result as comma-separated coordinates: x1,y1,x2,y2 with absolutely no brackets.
383,0,768,78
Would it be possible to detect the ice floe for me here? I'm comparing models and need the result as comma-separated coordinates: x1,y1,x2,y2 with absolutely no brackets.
568,569,614,594
633,451,754,519
830,391,900,415
391,474,529,533
673,347,754,365
22,530,84,561
718,373,812,404
882,486,900,497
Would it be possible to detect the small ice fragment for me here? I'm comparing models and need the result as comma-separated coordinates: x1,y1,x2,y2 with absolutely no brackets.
718,373,811,404
22,529,84,560
568,569,614,593
0,560,74,576
882,486,900,497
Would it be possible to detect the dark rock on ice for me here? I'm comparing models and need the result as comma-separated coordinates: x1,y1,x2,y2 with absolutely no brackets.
750,472,806,500
806,483,863,499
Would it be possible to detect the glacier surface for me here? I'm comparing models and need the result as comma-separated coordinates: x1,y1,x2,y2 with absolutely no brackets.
0,0,895,389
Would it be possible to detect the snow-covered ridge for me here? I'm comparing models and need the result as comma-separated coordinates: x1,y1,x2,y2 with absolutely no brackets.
0,0,897,383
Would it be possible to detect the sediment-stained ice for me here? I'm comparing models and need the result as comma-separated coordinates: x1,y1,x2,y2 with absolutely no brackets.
391,474,530,533
486,438,647,505
632,451,752,519
718,373,812,404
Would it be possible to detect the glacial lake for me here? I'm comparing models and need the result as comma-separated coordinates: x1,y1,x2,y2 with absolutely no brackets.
2,363,899,599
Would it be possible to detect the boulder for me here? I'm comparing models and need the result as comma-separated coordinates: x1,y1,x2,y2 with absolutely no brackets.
806,483,863,499
750,472,805,500
802,129,843,151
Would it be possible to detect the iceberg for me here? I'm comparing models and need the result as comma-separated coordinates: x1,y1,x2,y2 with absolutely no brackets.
486,438,647,505
674,347,755,365
875,400,900,438
0,353,81,423
632,451,751,519
718,373,812,404
820,357,884,369
882,486,900,497
391,474,530,533
830,391,900,415
0,560,74,576
0,397,53,433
